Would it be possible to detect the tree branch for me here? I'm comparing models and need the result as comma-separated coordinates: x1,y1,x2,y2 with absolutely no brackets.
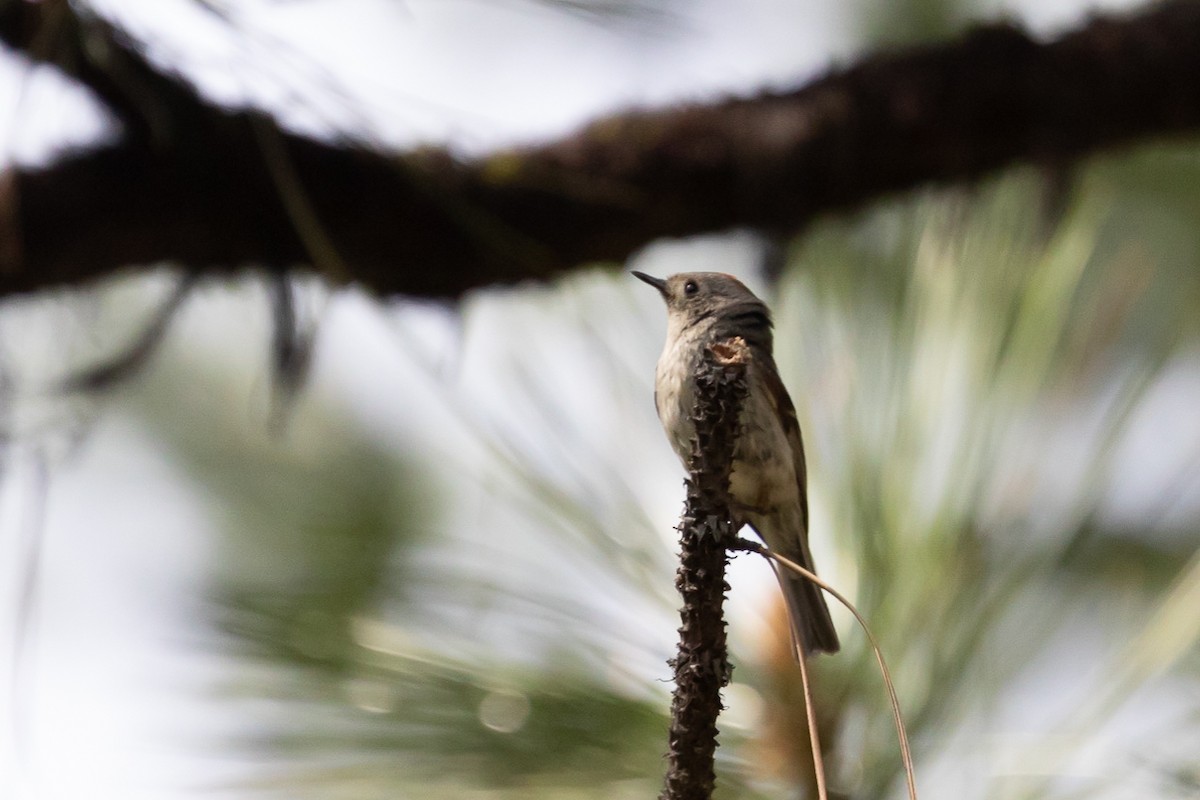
3,1,1200,299
661,337,748,800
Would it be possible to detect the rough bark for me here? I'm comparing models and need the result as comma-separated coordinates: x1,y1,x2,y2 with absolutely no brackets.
2,1,1200,299
661,338,748,800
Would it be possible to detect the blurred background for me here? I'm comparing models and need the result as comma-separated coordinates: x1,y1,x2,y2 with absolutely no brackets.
1,0,1198,798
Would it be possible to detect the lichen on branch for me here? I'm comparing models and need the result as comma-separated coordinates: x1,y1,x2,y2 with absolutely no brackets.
4,3,1200,299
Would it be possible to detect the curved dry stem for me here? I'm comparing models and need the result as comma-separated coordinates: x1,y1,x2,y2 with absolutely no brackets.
793,632,828,800
739,538,918,800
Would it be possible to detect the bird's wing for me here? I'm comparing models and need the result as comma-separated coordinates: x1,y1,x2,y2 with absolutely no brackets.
756,358,808,532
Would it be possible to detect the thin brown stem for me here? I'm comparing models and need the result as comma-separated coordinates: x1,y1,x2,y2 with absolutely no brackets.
794,634,829,800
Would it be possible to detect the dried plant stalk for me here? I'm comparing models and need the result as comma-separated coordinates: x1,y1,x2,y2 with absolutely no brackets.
660,338,749,800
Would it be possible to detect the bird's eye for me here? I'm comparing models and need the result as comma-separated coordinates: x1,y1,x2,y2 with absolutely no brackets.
683,280,699,296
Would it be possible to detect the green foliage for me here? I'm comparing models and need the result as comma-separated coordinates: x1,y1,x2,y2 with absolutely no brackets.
777,155,1200,798
116,146,1200,800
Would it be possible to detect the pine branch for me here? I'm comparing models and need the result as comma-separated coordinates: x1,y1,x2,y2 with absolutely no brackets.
3,2,1200,299
661,337,749,800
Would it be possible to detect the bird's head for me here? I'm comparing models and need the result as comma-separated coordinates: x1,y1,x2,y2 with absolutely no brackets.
632,271,771,336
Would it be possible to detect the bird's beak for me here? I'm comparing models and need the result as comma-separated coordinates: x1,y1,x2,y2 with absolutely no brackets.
631,271,669,299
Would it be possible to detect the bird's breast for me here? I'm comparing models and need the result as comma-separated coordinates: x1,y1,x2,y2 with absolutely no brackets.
656,340,797,514
654,333,697,458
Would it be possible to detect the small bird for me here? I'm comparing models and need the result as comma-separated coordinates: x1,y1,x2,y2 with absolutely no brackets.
634,270,839,657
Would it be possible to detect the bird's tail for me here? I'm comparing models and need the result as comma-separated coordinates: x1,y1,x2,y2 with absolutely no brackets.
750,510,840,658
776,566,840,658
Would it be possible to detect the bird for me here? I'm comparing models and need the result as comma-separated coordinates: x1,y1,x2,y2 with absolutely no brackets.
633,270,839,657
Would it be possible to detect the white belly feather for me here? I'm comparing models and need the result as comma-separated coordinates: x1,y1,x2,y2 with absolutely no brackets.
655,332,797,516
